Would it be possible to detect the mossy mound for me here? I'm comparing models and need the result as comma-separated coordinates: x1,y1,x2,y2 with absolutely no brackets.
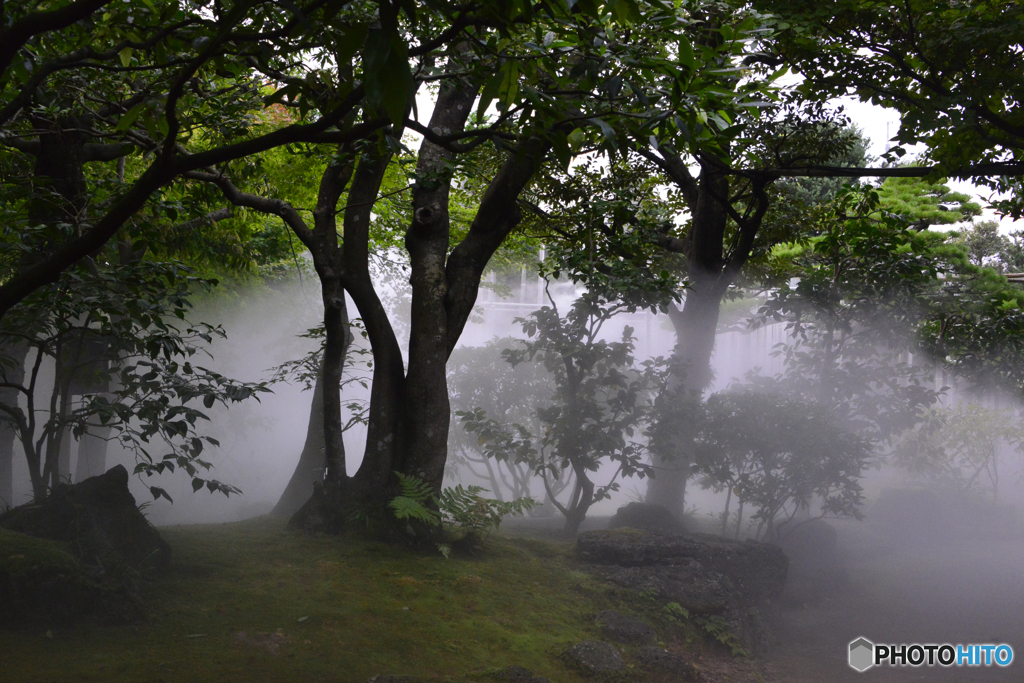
0,465,170,572
0,529,105,625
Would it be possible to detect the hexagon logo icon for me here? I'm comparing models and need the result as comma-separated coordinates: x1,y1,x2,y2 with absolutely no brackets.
849,637,875,672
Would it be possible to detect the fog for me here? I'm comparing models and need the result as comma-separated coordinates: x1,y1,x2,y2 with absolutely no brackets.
8,259,1024,679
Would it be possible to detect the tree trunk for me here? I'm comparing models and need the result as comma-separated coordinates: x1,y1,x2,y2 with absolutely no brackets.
396,82,477,496
272,367,328,518
319,275,351,485
0,396,13,508
562,472,595,537
0,342,27,507
646,166,732,517
57,425,72,484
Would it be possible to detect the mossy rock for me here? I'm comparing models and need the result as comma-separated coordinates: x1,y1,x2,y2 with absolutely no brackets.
0,529,102,626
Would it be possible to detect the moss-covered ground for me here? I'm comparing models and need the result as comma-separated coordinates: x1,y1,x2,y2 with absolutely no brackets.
0,517,708,683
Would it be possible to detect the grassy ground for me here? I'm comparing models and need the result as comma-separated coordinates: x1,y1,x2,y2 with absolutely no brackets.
1,517,712,683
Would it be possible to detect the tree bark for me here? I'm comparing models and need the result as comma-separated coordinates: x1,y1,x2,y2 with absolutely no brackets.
0,385,15,508
397,82,477,494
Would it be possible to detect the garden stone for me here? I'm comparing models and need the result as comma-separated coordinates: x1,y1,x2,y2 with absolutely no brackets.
562,640,625,673
0,465,171,572
577,529,787,655
608,502,685,533
596,609,657,644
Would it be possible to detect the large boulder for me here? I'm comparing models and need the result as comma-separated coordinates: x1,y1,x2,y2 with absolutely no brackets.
0,464,170,572
577,529,788,655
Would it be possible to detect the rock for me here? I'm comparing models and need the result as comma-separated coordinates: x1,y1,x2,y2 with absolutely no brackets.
577,530,788,655
493,665,550,683
0,465,170,572
634,647,702,681
608,502,684,533
591,563,735,615
578,529,787,606
562,640,625,673
596,610,657,644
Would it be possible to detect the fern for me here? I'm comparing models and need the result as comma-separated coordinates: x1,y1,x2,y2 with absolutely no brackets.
388,472,441,527
388,474,536,551
439,484,537,541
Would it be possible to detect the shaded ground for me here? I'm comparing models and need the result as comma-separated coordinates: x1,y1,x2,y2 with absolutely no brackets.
771,519,1024,681
0,516,768,683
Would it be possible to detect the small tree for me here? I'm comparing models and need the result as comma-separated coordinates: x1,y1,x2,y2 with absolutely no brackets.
465,291,654,536
693,388,869,540
892,403,1024,502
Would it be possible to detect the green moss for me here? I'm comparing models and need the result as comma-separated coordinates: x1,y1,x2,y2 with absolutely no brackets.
0,529,103,625
0,518,710,682
0,528,82,578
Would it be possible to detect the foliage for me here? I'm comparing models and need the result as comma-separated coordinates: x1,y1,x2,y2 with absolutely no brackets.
755,186,947,442
692,388,869,540
388,472,442,528
892,403,1024,501
948,221,1021,271
465,292,656,535
448,340,557,506
388,473,536,551
758,0,1024,215
875,175,981,230
438,484,537,544
0,259,268,502
524,155,687,308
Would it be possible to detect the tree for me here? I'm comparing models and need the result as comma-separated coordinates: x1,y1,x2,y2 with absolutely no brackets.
448,339,556,506
754,187,949,443
188,0,778,536
465,293,654,536
949,221,1009,270
892,403,1024,503
0,0,421,323
693,388,868,540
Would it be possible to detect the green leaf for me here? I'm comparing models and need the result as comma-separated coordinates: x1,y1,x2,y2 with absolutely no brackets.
477,65,506,118
150,486,172,503
363,29,412,124
678,38,695,71
119,47,133,68
115,102,146,133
